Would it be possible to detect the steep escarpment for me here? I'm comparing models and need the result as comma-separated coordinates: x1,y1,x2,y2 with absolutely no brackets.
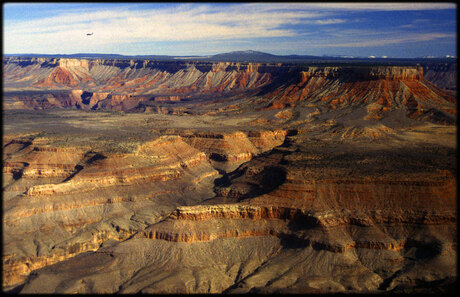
261,66,455,124
422,62,457,91
16,138,456,294
3,57,296,94
181,129,287,172
3,57,455,126
2,134,219,289
3,56,457,294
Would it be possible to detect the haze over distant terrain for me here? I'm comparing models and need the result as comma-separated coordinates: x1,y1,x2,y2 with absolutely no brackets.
3,2,456,58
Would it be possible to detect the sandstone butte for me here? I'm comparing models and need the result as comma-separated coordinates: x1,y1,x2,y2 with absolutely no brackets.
2,56,457,294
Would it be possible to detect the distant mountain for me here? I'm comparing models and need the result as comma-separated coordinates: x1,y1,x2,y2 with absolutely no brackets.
4,51,456,65
206,50,277,62
203,50,333,62
202,51,457,65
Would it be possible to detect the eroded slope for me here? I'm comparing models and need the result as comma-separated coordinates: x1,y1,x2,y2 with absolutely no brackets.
2,57,457,294
14,133,457,294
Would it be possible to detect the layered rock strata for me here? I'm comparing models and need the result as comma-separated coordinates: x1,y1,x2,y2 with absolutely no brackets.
422,62,457,91
3,57,291,94
2,135,219,289
263,66,455,124
12,136,457,294
181,130,287,172
2,56,456,294
3,57,455,125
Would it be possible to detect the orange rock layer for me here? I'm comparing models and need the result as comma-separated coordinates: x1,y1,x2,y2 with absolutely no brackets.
4,57,454,119
138,204,455,255
2,135,220,288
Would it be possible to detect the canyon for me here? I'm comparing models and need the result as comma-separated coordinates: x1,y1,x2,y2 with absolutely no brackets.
2,56,457,293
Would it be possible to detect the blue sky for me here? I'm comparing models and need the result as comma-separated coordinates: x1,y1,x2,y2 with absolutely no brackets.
3,2,457,58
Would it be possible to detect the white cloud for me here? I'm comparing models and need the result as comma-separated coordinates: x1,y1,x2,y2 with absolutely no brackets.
312,19,346,25
3,3,456,55
4,3,325,53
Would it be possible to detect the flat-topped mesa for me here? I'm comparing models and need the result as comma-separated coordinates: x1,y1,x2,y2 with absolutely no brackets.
4,57,301,97
5,56,422,77
3,56,455,121
181,130,287,172
267,64,455,112
369,66,423,80
23,136,216,196
300,66,423,82
53,60,423,81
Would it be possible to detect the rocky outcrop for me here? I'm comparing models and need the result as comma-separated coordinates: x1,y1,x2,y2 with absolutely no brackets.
298,66,423,81
15,150,456,293
4,57,455,126
2,56,457,294
2,135,219,289
263,66,455,123
3,143,86,182
152,95,182,102
138,203,455,253
3,57,294,93
3,228,137,288
3,57,456,126
182,130,287,172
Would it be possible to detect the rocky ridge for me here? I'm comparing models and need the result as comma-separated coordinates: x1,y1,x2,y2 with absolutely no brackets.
2,56,457,294
10,138,456,294
3,58,455,125
2,134,221,288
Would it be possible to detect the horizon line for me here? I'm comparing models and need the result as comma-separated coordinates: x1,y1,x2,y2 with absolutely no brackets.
3,51,457,60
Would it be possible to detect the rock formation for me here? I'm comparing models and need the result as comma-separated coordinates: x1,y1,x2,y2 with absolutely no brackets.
3,57,455,126
2,56,457,294
3,135,219,288
181,130,287,171
422,62,457,91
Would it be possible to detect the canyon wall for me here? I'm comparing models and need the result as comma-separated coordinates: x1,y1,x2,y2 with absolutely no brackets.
12,138,456,294
422,62,457,91
3,57,455,126
2,135,220,288
2,56,457,294
3,57,297,94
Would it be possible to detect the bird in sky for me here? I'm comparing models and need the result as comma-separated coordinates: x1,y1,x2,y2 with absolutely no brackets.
86,32,93,36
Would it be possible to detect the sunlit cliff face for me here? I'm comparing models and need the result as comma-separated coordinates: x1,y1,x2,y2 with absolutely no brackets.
2,56,457,294
3,57,456,125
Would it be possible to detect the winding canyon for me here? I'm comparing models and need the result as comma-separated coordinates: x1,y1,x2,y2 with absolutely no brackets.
2,56,457,293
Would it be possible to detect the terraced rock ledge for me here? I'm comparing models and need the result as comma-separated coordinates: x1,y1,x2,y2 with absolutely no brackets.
2,56,457,294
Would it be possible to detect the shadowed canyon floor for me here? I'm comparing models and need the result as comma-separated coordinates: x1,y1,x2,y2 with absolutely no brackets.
2,57,457,293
